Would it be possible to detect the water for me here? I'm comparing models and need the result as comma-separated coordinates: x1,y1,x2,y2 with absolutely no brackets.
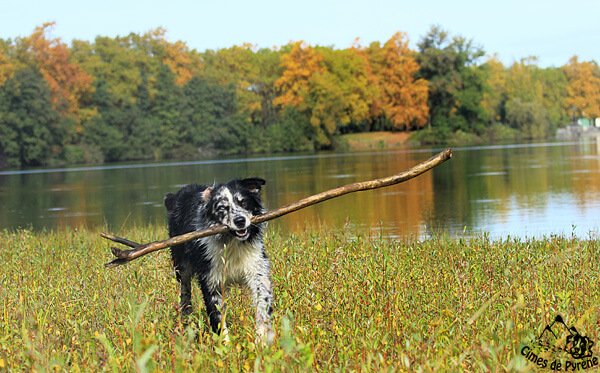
0,140,599,239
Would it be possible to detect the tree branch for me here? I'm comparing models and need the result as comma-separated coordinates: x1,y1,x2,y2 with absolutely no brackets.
103,148,452,268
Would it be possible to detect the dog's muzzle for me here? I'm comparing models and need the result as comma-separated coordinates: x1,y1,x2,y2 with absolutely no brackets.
232,216,250,240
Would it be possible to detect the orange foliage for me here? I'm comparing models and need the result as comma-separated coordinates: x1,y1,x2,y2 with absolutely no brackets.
563,56,600,119
274,41,324,108
26,22,93,118
359,32,429,130
162,40,199,86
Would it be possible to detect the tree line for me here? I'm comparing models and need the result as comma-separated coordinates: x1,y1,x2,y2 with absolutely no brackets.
0,23,599,168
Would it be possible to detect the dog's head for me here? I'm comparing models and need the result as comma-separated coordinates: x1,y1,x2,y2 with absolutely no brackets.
201,178,266,241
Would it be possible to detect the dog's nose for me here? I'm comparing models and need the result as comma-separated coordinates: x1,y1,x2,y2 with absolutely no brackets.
233,216,247,228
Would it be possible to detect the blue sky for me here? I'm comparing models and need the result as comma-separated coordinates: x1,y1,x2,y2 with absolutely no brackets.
1,0,599,68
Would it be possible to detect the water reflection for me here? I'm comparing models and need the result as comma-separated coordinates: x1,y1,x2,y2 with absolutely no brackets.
0,140,598,238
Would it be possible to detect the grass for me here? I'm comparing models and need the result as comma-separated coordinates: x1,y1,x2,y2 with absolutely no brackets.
0,225,598,371
335,132,412,151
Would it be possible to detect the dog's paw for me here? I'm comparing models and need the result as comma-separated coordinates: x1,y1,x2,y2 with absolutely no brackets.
255,326,275,347
179,303,194,317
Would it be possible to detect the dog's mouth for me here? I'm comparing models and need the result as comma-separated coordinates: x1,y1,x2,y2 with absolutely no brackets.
233,228,249,240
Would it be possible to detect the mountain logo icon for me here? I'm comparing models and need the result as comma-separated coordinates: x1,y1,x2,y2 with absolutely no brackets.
535,315,594,359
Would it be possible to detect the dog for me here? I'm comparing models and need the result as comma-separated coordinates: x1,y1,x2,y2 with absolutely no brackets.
164,178,274,344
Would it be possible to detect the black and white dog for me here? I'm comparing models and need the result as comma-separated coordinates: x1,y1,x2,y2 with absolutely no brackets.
164,178,273,344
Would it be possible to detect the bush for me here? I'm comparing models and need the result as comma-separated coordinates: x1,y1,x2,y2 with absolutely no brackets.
505,98,552,139
481,123,522,143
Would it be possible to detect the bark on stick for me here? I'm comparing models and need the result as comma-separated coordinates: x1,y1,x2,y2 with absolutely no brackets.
103,148,452,268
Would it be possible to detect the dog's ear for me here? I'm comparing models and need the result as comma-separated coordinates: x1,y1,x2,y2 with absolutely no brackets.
164,193,176,212
201,187,213,202
240,178,266,194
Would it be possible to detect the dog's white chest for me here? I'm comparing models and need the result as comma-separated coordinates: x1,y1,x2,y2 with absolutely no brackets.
202,237,265,289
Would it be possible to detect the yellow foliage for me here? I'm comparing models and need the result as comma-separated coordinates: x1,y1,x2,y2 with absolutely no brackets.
0,48,14,85
564,56,600,119
274,41,324,109
163,40,200,86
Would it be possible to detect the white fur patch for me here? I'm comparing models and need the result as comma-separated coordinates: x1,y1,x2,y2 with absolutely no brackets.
201,236,266,291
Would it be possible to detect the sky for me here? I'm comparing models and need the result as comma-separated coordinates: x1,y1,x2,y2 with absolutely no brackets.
1,0,599,68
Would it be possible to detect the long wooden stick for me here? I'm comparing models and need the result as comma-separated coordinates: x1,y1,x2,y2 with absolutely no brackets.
103,148,452,268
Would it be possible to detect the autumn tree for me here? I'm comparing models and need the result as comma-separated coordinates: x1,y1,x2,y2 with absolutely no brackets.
563,56,600,120
274,42,328,145
162,40,201,86
362,32,429,131
480,56,506,123
17,23,93,120
274,41,324,109
0,44,13,85
275,42,375,147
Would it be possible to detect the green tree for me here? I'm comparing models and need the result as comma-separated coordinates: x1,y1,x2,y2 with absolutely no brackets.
504,58,566,136
505,97,551,138
179,76,247,155
314,46,373,133
124,71,153,160
537,67,568,126
417,25,488,134
150,64,183,159
202,44,262,124
249,47,284,129
82,78,125,162
0,66,60,167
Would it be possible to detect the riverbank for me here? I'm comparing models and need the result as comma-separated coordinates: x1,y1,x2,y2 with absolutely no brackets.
336,125,526,151
337,125,600,151
1,226,598,371
335,131,413,150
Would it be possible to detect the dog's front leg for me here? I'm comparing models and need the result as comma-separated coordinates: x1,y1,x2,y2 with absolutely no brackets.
175,265,194,316
248,271,274,345
200,282,229,341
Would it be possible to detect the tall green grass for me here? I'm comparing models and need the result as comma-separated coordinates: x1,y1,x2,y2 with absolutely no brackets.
0,225,598,371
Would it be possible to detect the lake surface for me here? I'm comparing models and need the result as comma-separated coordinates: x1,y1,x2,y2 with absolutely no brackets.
0,139,599,239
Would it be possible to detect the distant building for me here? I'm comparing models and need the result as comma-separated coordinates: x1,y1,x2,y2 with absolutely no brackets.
577,118,591,127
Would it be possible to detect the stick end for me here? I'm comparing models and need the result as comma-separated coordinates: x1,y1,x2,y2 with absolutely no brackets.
104,258,128,269
110,246,123,257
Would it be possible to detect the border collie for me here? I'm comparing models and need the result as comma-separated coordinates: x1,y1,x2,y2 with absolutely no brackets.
164,178,273,344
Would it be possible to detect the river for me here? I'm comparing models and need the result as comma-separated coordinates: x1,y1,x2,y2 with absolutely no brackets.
0,139,599,239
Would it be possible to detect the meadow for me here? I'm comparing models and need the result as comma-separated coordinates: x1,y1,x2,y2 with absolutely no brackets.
0,225,598,371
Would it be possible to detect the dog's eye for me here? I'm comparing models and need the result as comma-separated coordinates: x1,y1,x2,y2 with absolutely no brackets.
239,199,248,208
218,205,227,211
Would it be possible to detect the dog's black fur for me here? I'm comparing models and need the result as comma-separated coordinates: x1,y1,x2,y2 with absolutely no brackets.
164,178,273,343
